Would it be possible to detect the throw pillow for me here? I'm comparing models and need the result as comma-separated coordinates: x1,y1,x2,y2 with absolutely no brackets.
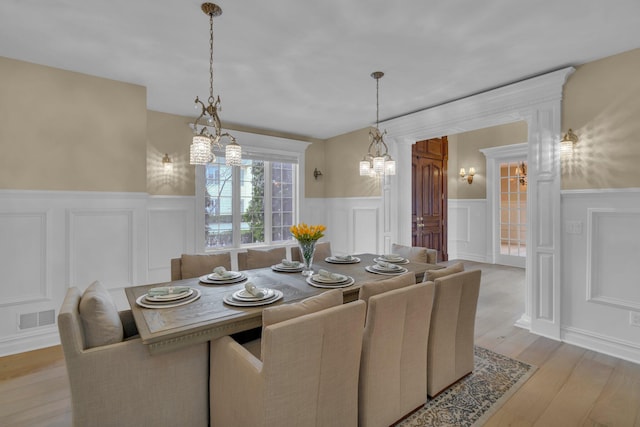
262,289,343,327
358,272,416,303
424,262,464,282
78,281,124,348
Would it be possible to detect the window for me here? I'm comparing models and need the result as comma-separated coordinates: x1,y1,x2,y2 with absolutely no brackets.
203,156,297,249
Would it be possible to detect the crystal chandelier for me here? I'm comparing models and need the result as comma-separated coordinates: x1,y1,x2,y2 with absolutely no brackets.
359,71,396,177
190,3,241,167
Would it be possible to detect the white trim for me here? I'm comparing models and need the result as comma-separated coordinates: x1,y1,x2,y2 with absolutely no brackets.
562,187,640,196
384,67,575,340
562,325,640,365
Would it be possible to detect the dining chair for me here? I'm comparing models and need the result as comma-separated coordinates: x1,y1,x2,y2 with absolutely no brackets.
58,283,209,427
237,247,286,270
424,269,482,397
291,241,332,263
171,252,232,280
391,243,438,264
210,291,366,427
358,273,435,427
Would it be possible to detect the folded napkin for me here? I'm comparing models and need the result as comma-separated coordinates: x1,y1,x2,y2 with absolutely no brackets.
318,269,342,281
334,254,354,261
147,286,190,296
376,260,400,270
280,259,301,267
210,266,237,279
382,254,402,260
244,282,266,298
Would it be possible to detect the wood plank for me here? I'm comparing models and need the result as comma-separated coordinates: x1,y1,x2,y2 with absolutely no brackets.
584,359,640,426
0,345,63,381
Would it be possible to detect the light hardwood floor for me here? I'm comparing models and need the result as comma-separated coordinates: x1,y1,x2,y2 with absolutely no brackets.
1,261,639,426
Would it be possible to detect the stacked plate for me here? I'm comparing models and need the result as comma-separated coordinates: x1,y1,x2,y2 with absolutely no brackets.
223,288,283,307
325,255,361,264
136,287,201,309
199,270,247,285
373,254,409,264
271,261,304,273
306,272,355,288
365,262,409,276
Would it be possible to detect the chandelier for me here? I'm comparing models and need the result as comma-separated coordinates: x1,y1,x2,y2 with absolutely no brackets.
190,3,241,167
359,71,396,177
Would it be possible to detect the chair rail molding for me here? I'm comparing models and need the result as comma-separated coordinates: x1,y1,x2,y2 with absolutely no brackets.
383,67,575,340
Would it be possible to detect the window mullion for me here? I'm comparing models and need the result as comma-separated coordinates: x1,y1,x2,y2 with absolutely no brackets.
231,164,242,248
263,161,272,244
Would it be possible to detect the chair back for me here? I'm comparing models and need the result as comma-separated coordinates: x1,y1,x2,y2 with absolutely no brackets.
359,282,434,427
426,269,481,396
237,247,286,270
260,300,366,426
58,287,87,358
392,243,438,264
172,252,232,280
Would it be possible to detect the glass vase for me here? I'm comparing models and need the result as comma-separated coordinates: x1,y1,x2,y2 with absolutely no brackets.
298,239,317,276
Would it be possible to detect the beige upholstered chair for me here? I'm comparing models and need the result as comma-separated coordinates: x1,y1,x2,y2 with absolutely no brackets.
291,241,332,263
358,274,435,427
58,285,209,427
391,243,438,264
210,291,366,427
237,247,286,270
425,269,482,397
171,252,232,280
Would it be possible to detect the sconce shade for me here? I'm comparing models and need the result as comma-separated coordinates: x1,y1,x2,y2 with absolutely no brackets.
560,128,579,154
372,157,385,174
225,140,242,167
162,153,173,173
360,160,372,176
384,160,396,175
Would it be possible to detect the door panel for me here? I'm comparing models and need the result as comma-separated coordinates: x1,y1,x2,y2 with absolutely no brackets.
411,138,448,261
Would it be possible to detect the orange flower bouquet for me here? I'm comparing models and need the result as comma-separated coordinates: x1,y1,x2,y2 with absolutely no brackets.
290,223,326,275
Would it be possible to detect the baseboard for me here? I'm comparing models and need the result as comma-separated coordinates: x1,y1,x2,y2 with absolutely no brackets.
514,313,531,330
450,252,487,263
561,325,640,365
0,328,60,358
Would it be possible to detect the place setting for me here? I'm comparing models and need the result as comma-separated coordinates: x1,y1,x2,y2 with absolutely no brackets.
199,266,247,285
306,269,355,288
373,253,409,264
365,259,409,276
136,285,201,309
324,254,361,264
223,282,283,307
271,259,304,273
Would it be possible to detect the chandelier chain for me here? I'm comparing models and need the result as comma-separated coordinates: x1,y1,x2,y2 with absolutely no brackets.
208,13,215,104
375,77,379,129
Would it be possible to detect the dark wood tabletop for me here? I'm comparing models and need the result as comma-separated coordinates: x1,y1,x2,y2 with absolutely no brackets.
125,253,441,354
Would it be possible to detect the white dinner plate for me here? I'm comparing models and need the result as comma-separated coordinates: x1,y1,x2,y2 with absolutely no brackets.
136,289,201,309
312,273,348,283
232,288,275,302
271,263,304,272
207,271,243,280
199,273,247,285
373,257,409,265
306,276,355,289
223,290,283,307
324,256,361,264
145,288,194,302
365,265,408,276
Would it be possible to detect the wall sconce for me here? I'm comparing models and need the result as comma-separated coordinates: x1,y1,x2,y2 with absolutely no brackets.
560,129,579,154
515,162,527,186
460,167,475,184
313,168,323,180
162,153,173,173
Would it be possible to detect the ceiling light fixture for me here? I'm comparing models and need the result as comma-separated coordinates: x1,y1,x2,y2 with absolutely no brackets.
190,3,241,167
359,71,396,177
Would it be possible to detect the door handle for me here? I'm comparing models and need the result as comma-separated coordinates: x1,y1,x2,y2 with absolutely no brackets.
417,223,425,228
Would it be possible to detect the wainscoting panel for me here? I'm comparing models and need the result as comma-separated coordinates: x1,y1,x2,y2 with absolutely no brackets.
586,208,640,310
0,212,49,306
323,198,383,255
68,209,134,290
561,189,640,364
353,208,378,254
447,199,487,262
326,207,349,255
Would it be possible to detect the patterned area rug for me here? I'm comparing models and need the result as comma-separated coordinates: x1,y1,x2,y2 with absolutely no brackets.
397,346,536,427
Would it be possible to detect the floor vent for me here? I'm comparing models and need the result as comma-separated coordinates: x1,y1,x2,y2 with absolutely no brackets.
19,309,56,330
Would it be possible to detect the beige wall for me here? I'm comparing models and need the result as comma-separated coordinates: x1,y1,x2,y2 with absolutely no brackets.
0,57,147,192
146,110,196,196
562,48,640,190
323,127,382,198
448,121,529,199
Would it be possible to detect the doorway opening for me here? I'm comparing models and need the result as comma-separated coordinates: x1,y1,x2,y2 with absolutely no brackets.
498,160,527,268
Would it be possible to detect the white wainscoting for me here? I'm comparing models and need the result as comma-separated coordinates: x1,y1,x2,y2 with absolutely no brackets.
447,199,488,263
0,191,198,356
561,189,640,364
322,197,383,256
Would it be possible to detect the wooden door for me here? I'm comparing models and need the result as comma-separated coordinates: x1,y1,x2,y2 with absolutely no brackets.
412,138,448,261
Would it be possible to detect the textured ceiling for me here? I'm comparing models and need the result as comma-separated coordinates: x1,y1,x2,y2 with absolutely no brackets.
1,0,640,139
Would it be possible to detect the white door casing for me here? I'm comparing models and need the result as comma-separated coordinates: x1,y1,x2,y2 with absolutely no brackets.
382,67,574,340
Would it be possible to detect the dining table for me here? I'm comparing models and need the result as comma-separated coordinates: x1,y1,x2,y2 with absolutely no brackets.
125,253,442,355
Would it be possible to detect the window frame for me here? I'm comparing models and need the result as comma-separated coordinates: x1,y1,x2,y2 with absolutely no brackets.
194,129,310,253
